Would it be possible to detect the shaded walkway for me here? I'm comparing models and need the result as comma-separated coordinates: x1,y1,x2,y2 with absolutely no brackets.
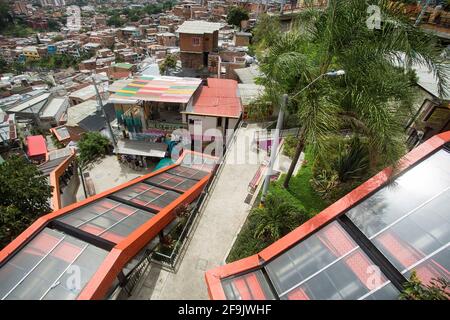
132,124,267,299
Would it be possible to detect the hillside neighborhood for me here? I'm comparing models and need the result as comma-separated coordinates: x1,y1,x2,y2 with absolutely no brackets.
0,0,449,304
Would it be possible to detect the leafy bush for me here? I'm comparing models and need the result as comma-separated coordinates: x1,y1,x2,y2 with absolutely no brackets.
310,169,339,198
245,94,273,121
332,136,369,183
78,132,111,165
227,190,308,263
400,271,449,300
253,193,308,243
282,135,297,159
311,135,370,202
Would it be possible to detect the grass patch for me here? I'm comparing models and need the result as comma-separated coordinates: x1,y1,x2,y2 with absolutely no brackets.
226,149,326,263
279,149,328,216
226,213,272,263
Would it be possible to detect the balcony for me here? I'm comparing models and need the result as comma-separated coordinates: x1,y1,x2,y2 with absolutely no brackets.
146,119,188,132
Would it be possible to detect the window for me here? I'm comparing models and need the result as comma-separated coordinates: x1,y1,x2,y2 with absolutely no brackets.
192,37,201,46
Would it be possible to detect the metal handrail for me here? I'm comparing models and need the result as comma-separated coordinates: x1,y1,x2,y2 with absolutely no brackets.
151,117,244,269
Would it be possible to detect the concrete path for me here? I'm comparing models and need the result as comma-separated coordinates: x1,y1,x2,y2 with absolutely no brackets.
132,123,268,300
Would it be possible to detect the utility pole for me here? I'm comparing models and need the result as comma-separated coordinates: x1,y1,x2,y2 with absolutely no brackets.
415,0,432,26
78,160,88,199
260,93,287,206
92,77,117,147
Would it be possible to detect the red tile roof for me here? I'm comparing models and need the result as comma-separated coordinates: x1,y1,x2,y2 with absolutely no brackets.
189,78,242,118
26,135,47,157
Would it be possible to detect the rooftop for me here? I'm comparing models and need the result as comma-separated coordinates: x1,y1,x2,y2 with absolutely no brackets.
0,151,217,300
108,76,202,104
26,135,47,157
66,100,114,132
238,83,264,105
394,53,450,100
206,131,450,300
40,97,67,119
112,62,134,70
184,78,242,118
176,20,221,35
234,65,261,84
69,83,107,101
7,92,51,113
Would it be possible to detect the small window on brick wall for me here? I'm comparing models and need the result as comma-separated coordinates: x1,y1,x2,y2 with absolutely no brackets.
192,37,201,46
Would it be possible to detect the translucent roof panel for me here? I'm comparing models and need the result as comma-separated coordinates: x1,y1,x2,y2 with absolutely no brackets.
112,183,180,211
55,127,70,140
361,282,399,300
346,149,450,285
0,228,108,300
265,221,398,300
145,172,197,192
221,270,275,300
346,149,450,238
57,198,156,243
167,165,209,181
179,153,216,172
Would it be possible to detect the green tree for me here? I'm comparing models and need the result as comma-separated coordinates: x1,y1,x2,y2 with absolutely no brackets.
251,193,307,243
107,14,125,27
0,156,52,225
255,0,449,190
144,3,164,15
226,6,249,30
0,57,8,73
0,205,32,249
251,13,281,55
47,19,60,31
78,132,111,165
0,0,12,31
159,54,178,75
400,271,449,300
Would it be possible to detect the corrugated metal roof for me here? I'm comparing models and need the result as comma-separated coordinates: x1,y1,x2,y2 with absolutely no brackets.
234,65,261,84
109,76,202,104
26,135,47,157
40,97,67,118
7,92,51,113
184,78,242,118
238,83,264,105
176,21,221,34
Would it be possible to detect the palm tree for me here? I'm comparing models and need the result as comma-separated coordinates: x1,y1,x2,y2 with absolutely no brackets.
256,0,449,189
252,193,307,243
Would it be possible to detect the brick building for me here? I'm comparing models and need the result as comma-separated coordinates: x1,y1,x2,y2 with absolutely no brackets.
176,21,221,70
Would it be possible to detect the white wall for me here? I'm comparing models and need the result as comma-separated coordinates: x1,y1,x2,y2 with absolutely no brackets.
187,115,218,135
187,115,240,136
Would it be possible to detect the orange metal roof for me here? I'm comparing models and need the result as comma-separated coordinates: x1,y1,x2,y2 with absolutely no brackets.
26,135,47,157
0,150,217,300
205,131,450,300
185,78,242,118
